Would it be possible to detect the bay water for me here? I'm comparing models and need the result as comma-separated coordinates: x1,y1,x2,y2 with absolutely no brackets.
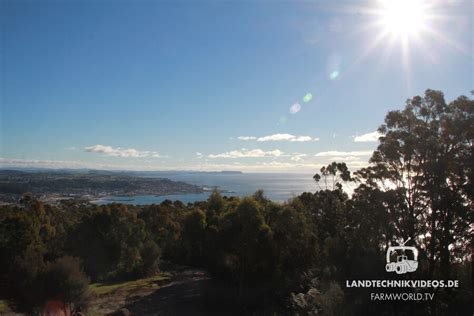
93,172,317,205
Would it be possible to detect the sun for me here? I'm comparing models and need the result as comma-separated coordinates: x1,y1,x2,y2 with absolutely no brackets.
379,0,427,38
341,0,467,88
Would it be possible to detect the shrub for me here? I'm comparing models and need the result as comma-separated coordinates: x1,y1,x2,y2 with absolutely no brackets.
38,256,91,309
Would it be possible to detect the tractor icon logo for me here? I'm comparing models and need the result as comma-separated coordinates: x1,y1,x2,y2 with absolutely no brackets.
385,238,418,274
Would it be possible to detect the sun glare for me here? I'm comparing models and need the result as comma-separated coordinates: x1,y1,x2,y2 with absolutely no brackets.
341,0,457,89
379,0,427,38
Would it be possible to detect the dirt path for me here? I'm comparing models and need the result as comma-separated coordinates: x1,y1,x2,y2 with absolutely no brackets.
97,269,242,316
121,270,212,315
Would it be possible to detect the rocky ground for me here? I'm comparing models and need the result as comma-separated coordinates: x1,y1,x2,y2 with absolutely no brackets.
91,268,243,316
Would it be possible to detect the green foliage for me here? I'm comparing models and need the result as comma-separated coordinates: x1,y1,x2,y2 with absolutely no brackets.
208,188,225,213
268,199,318,286
1,246,89,312
180,209,207,263
38,256,90,308
217,197,275,291
71,204,160,281
0,206,45,312
139,204,180,260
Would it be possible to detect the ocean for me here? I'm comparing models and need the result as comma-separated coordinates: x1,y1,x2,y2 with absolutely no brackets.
93,172,316,205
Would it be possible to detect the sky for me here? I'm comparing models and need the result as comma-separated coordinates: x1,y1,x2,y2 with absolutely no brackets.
1,0,472,172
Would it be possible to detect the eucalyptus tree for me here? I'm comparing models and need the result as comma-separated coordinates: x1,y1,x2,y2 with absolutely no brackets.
354,90,473,278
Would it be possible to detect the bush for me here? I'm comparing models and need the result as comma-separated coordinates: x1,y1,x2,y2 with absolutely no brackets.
38,256,91,309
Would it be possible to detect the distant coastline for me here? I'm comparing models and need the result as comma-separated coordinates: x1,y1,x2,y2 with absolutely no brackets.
0,169,315,205
0,169,204,205
0,167,243,175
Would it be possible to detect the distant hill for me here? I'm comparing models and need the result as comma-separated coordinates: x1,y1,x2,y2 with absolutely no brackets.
0,170,203,203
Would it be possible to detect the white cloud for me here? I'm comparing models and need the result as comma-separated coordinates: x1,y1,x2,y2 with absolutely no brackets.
315,150,373,157
0,157,179,171
289,103,301,114
196,152,204,159
353,131,382,142
84,144,162,158
0,156,369,173
237,133,318,142
194,161,325,173
258,133,317,142
237,136,257,141
329,156,362,161
208,149,285,159
291,153,307,162
310,151,373,169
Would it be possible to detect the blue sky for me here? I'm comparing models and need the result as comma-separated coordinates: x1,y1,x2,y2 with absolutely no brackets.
1,0,472,172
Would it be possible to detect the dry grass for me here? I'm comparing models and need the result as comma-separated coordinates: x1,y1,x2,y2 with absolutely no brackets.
89,273,171,296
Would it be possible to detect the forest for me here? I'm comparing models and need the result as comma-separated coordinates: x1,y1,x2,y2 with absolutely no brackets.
0,90,472,315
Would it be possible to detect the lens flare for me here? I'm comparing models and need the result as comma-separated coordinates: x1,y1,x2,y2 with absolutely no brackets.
289,103,301,114
327,52,343,81
303,93,313,103
329,70,340,80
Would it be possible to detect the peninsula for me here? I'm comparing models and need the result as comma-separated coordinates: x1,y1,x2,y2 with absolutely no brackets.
0,170,203,204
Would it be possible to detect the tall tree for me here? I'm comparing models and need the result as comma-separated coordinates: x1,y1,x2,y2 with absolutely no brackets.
218,197,274,295
354,90,473,278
